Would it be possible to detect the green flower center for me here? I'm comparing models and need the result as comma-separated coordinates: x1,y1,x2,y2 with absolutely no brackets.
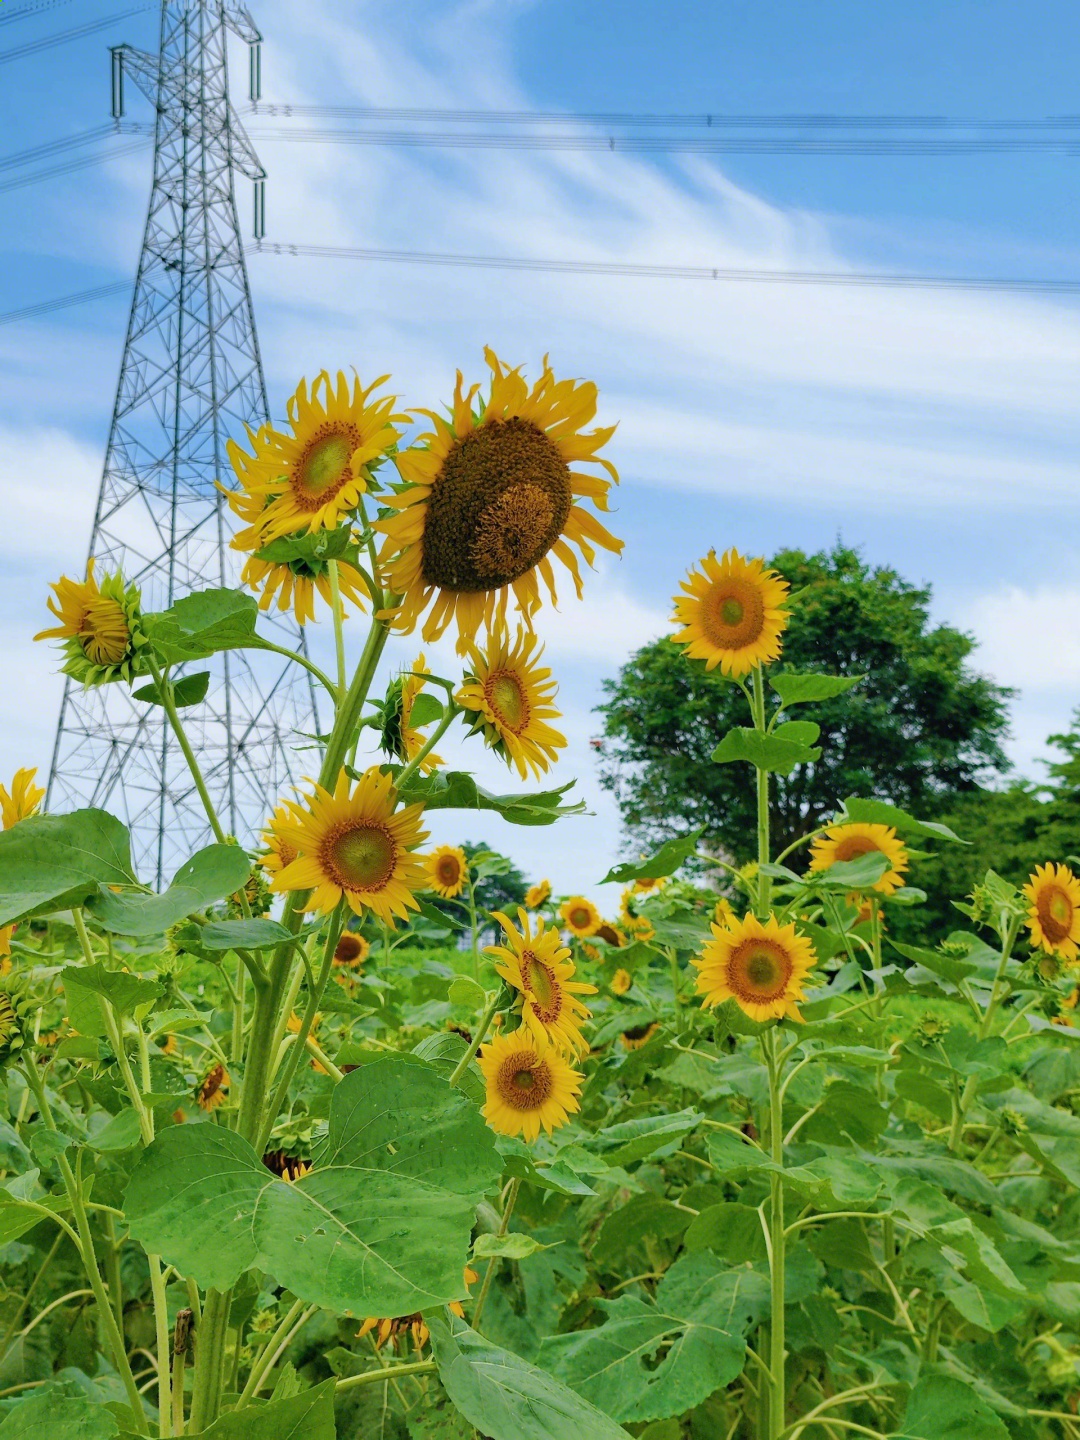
487,672,529,734
293,423,364,511
326,823,396,892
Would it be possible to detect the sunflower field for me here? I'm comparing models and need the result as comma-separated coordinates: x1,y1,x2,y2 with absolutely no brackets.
2,352,1080,1440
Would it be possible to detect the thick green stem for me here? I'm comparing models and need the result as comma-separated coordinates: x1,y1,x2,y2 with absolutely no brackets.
978,913,1022,1041
336,1360,436,1392
765,1026,786,1439
188,1290,231,1430
235,1298,305,1408
328,559,348,699
471,1178,521,1331
752,667,771,917
447,990,502,1089
149,1257,173,1436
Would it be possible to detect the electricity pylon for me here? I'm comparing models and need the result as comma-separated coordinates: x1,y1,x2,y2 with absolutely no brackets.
46,1,319,886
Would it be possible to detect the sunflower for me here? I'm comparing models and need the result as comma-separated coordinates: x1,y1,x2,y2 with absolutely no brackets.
358,1267,478,1352
287,1011,320,1037
224,371,407,547
1024,863,1080,961
196,1063,230,1112
621,1022,660,1051
594,922,625,947
270,767,428,927
262,1150,311,1183
334,932,370,968
377,348,622,650
425,845,469,899
560,896,601,939
0,769,44,830
632,874,667,897
259,800,303,876
525,879,552,910
157,1033,177,1058
626,914,655,943
713,897,736,928
809,823,909,897
35,560,146,685
478,1028,582,1142
0,932,12,965
487,908,595,1055
610,968,633,996
671,549,789,677
382,654,444,773
693,912,816,1023
240,547,372,626
456,626,566,780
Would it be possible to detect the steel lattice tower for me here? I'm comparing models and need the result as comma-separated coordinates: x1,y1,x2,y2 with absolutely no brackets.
46,0,319,885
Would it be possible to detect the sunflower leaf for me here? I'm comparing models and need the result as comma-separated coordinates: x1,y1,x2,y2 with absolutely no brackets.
0,809,135,927
806,851,892,889
132,671,210,708
62,964,163,1037
710,727,821,775
601,828,705,885
0,1386,120,1439
395,770,587,826
85,844,252,935
123,1055,500,1314
199,918,296,951
770,671,865,706
891,1374,1010,1439
142,587,261,664
837,797,967,844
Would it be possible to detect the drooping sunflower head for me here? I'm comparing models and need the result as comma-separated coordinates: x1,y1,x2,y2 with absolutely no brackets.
671,548,789,676
270,767,428,928
240,529,372,626
196,1063,230,1112
610,967,633,996
380,654,444,774
621,1021,660,1051
693,912,816,1023
35,560,147,685
809,822,909,897
478,1027,583,1142
456,626,567,780
0,769,44,831
377,349,622,651
333,931,370,968
1024,863,1080,961
559,895,601,939
594,922,625,947
424,844,469,899
525,879,552,910
487,907,595,1055
357,1267,477,1352
225,371,407,547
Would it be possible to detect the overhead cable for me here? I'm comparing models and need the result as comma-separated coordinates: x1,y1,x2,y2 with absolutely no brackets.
0,280,130,327
0,0,76,27
0,5,151,65
0,139,149,192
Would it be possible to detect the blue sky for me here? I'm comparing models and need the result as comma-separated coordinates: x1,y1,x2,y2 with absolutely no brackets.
2,0,1078,904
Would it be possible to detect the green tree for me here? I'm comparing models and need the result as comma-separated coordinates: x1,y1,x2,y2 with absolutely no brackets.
596,544,1013,864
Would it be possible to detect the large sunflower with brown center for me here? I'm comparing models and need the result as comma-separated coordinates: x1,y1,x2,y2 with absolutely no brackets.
424,844,469,899
671,549,789,676
478,1028,582,1142
487,908,595,1055
808,822,909,896
693,912,816,1023
456,627,566,779
225,371,407,547
560,895,601,938
377,349,622,650
270,767,428,927
1024,863,1080,961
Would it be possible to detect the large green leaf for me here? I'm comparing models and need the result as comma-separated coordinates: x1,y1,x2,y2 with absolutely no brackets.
580,1109,702,1166
62,964,163,1038
132,671,211,708
839,797,965,844
770,671,864,706
891,1374,1009,1439
199,918,296,952
0,1186,70,1246
189,1379,337,1439
0,810,135,927
124,1056,500,1316
0,1389,118,1439
396,770,586,826
429,1312,631,1440
540,1254,767,1424
85,845,252,935
142,588,261,664
601,829,705,885
711,727,820,775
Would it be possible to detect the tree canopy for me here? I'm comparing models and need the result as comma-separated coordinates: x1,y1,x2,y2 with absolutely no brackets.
595,544,1014,864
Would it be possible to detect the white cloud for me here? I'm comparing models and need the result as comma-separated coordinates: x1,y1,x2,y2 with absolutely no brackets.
960,584,1080,691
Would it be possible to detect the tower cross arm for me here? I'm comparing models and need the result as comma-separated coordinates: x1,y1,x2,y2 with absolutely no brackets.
224,3,262,45
228,104,266,181
111,43,160,107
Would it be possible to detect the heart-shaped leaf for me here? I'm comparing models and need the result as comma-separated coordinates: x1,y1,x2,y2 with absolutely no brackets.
0,810,135,927
710,728,821,775
143,588,261,665
85,845,252,935
601,829,705,885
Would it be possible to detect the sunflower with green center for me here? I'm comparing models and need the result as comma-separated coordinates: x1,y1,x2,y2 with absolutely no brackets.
478,1028,582,1142
525,879,552,910
693,912,816,1023
560,895,601,938
456,626,566,780
225,371,408,547
808,822,909,897
377,348,622,651
671,548,789,676
1024,863,1080,961
270,767,428,927
35,560,147,685
381,654,444,774
487,908,595,1055
424,844,469,899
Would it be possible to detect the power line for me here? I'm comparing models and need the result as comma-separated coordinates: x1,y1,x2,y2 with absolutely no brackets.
0,279,129,326
0,138,149,192
0,0,76,27
249,102,1080,132
253,242,1080,295
0,123,143,173
248,125,1080,157
0,5,151,65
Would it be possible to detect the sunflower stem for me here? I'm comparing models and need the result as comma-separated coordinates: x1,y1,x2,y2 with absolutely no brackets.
471,1177,520,1331
751,666,772,918
448,989,502,1089
978,912,1022,1041
145,657,227,845
327,559,348,700
394,702,460,792
255,639,339,702
763,1024,786,1440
